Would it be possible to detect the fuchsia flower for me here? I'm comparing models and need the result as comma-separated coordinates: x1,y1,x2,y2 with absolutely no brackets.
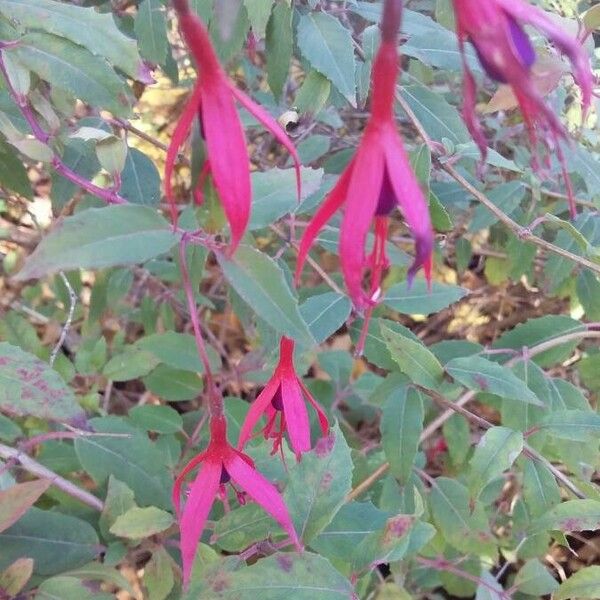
238,337,329,459
295,0,433,310
167,0,301,253
453,0,594,218
173,414,300,587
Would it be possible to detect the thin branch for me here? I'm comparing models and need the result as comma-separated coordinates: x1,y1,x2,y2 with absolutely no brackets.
0,442,104,511
49,272,77,366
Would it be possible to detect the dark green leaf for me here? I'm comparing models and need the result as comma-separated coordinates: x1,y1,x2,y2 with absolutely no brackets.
265,1,292,98
299,292,351,343
120,148,161,206
0,137,32,198
134,0,168,65
129,405,183,433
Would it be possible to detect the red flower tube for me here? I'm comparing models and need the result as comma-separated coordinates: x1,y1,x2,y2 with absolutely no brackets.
238,337,329,460
295,0,433,311
173,414,300,587
168,0,301,253
452,0,594,218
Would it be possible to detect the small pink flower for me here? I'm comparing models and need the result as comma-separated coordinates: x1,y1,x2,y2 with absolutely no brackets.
238,337,329,460
295,0,433,310
453,0,594,217
167,0,301,253
173,414,300,587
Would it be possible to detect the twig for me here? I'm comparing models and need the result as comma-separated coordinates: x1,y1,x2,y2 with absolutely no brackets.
347,328,600,500
0,442,104,511
49,272,77,366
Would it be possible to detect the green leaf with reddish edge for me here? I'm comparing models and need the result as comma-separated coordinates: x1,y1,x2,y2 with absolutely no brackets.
381,324,444,389
296,12,356,106
555,565,600,599
6,33,132,116
0,479,51,533
381,387,424,483
284,423,353,543
0,0,147,80
536,409,600,442
383,279,468,315
445,357,542,405
183,551,356,600
15,206,178,281
530,499,600,534
217,245,315,347
0,508,100,575
0,558,34,596
0,342,85,424
430,477,497,556
467,426,523,496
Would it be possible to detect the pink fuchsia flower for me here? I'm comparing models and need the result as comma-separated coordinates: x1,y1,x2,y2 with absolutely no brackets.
294,0,433,311
173,414,300,587
167,0,301,253
452,0,594,218
238,337,329,460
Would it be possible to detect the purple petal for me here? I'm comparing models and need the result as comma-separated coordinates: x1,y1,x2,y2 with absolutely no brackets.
508,14,535,69
375,168,397,216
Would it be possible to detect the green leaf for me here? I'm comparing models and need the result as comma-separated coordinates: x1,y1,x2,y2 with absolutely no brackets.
143,366,204,401
430,478,497,556
144,546,175,600
383,279,468,315
284,424,353,543
0,508,99,575
445,356,542,405
99,476,136,540
555,566,600,599
469,182,526,232
0,137,32,198
7,33,131,115
295,70,331,115
0,558,33,597
492,316,584,367
381,324,444,389
185,551,355,599
522,458,560,519
249,167,323,230
467,427,523,496
74,416,172,509
536,409,600,442
37,575,113,599
299,292,351,344
0,0,147,80
296,12,356,106
134,0,168,64
120,148,161,206
243,0,273,39
218,245,314,347
15,205,178,280
0,342,85,423
576,271,600,320
0,479,51,533
110,506,174,539
95,136,128,176
530,499,600,534
102,348,160,382
129,405,183,434
381,387,424,483
64,562,134,595
443,413,471,467
514,559,558,596
265,1,291,98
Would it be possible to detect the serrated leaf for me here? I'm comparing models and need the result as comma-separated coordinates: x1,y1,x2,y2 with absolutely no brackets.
0,479,51,533
530,499,600,534
381,324,444,389
0,0,147,80
7,32,132,115
296,12,356,106
383,279,467,314
446,356,542,405
555,566,600,599
15,205,178,280
0,342,85,423
467,427,523,496
110,506,173,539
299,292,351,343
0,508,100,576
243,0,273,39
217,245,315,347
284,424,353,543
134,0,168,65
381,387,423,483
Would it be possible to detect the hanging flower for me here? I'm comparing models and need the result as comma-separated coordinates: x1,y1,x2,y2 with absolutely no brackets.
167,0,301,253
173,414,300,587
452,0,594,217
294,0,433,311
238,337,329,460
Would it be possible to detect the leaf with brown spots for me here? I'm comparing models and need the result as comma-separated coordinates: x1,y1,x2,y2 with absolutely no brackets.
0,479,51,533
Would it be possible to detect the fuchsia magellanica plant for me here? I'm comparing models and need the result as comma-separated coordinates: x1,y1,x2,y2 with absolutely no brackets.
295,0,434,317
452,0,594,218
167,0,301,253
238,337,329,460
